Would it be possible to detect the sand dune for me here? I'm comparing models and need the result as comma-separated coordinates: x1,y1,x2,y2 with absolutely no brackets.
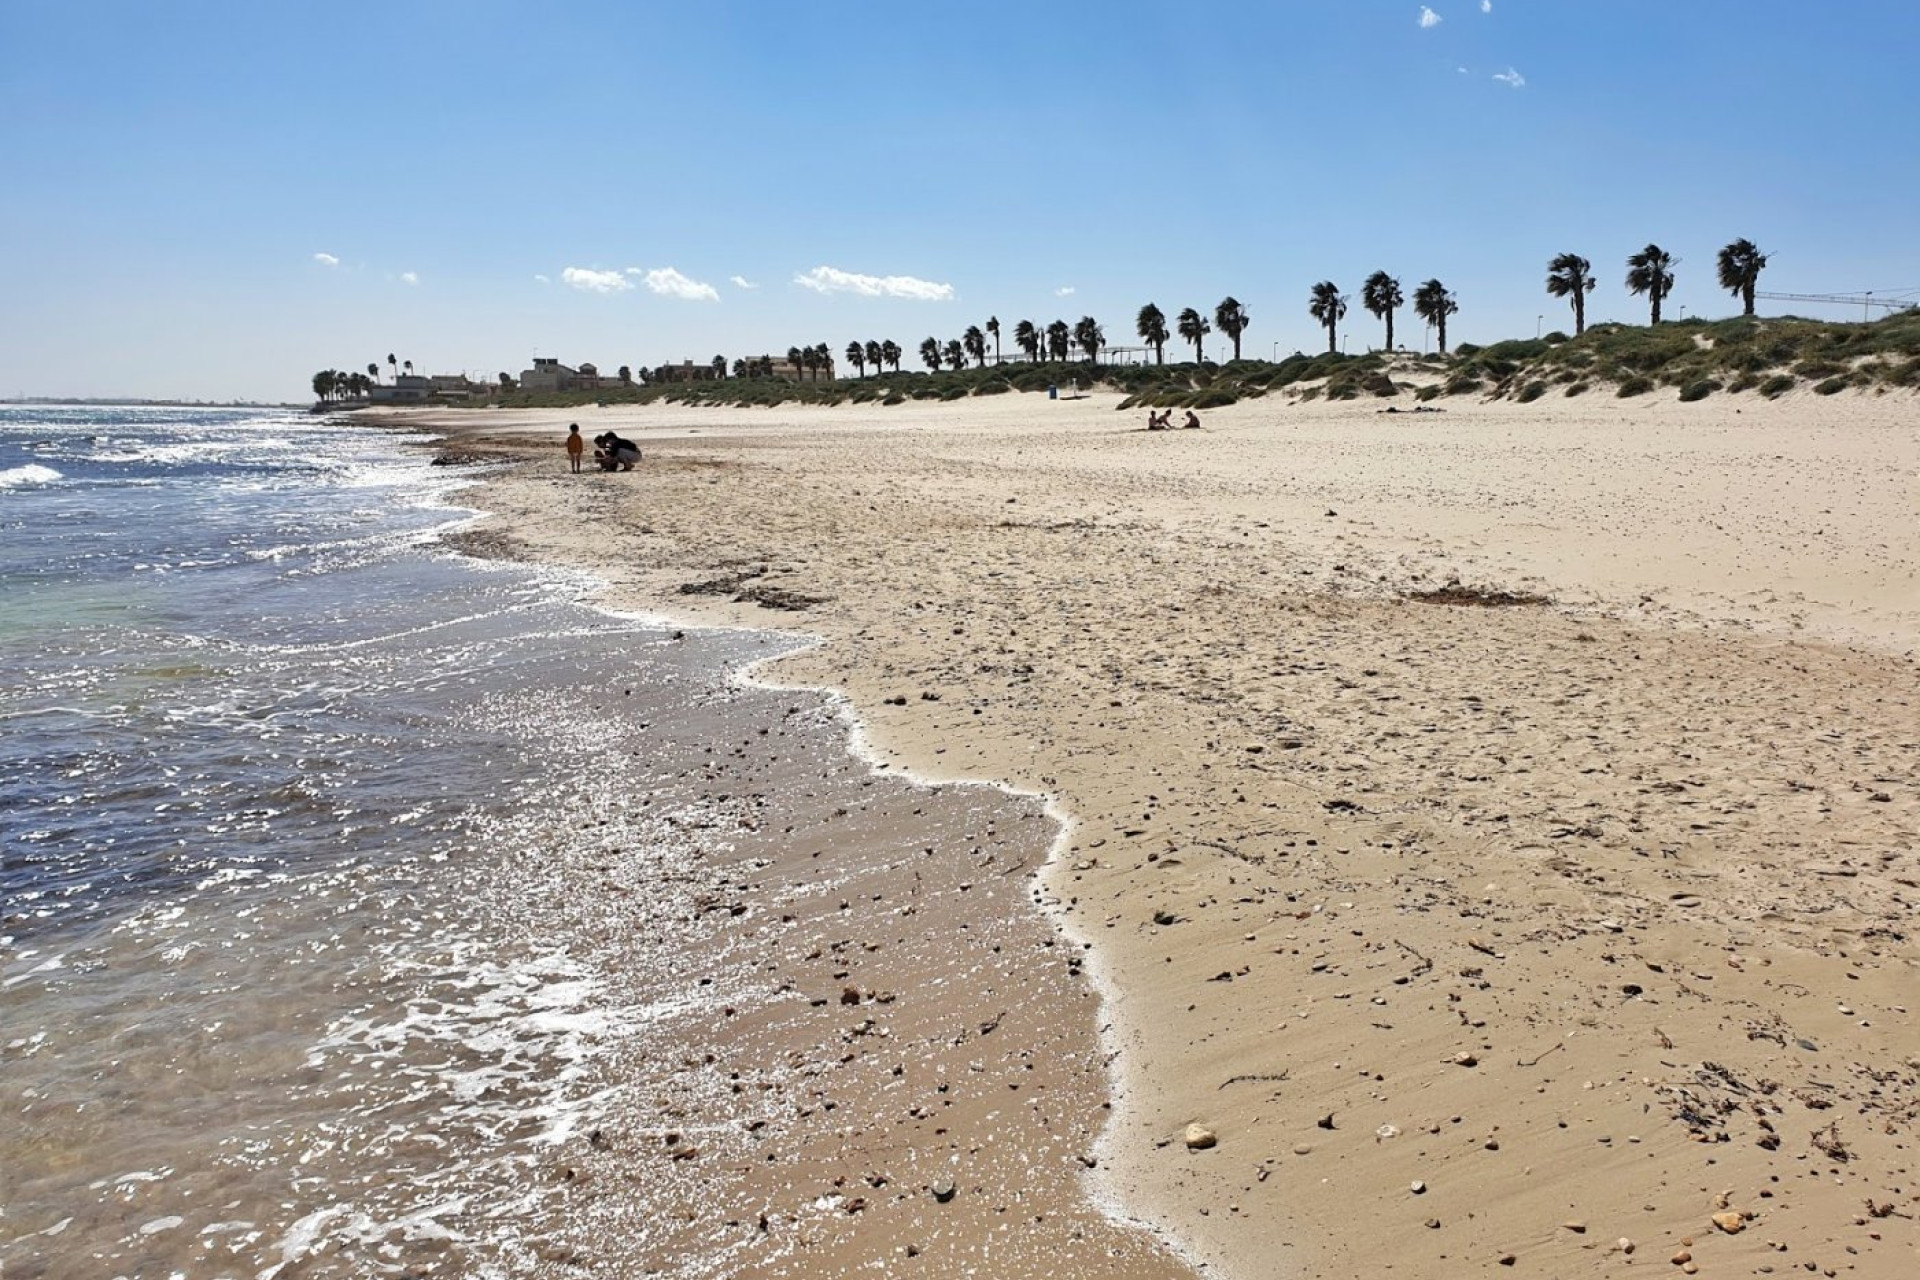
398,389,1918,1279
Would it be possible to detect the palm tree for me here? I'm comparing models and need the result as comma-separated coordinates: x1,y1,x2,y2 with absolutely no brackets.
618,364,633,383
1014,320,1040,362
919,337,941,371
1411,279,1459,354
1717,239,1768,317
1073,316,1104,363
1176,307,1210,362
403,359,413,378
942,338,966,370
1046,319,1071,362
1545,253,1597,336
846,341,868,377
1625,244,1678,325
986,316,1001,364
366,361,379,384
814,342,832,381
881,340,901,372
1361,272,1404,351
865,340,883,374
312,370,334,402
787,345,804,380
964,325,987,368
387,352,397,382
1136,303,1170,364
1214,297,1250,361
732,358,748,378
801,347,819,380
1308,282,1347,355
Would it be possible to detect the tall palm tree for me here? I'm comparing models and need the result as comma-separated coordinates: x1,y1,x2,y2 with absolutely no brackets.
1308,282,1347,354
732,358,747,378
1625,244,1678,325
387,352,397,382
1046,319,1071,362
1214,297,1250,361
814,342,832,381
1411,279,1459,354
1176,307,1210,362
865,340,883,374
1136,303,1170,364
881,339,901,372
986,316,1001,364
1716,239,1768,317
943,338,966,371
845,341,867,377
919,337,941,371
964,325,987,368
1361,272,1404,351
1073,316,1104,363
787,345,804,379
1014,320,1040,362
1545,253,1597,335
312,370,333,402
366,361,379,384
802,347,820,381
402,359,413,378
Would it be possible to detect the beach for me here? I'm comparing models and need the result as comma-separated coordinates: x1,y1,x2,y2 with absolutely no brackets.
396,388,1918,1278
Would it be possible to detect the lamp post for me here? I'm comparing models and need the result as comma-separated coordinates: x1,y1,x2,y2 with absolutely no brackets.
1536,314,1544,339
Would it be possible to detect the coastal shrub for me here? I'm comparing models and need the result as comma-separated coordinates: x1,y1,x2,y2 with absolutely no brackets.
1296,385,1324,402
1443,375,1483,396
1564,381,1590,397
1886,357,1920,386
1616,376,1654,398
1814,376,1849,395
1550,369,1577,384
1794,358,1846,380
1543,330,1571,345
1515,381,1547,403
1678,378,1720,402
939,384,970,401
882,392,905,406
974,379,1012,396
1453,342,1483,358
1727,373,1762,393
1189,387,1239,409
1760,375,1795,398
1415,384,1443,401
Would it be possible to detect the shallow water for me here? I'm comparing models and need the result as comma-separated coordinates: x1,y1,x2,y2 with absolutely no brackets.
3,406,1018,1276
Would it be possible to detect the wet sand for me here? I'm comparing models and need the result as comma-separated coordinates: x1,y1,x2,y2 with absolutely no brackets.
395,388,1918,1279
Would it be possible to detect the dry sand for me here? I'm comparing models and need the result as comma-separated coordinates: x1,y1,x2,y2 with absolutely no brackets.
391,387,1917,1278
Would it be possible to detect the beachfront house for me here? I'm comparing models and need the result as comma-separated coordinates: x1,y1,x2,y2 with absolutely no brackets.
367,374,434,403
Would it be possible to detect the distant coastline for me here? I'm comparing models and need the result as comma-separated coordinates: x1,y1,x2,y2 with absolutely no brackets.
4,397,304,410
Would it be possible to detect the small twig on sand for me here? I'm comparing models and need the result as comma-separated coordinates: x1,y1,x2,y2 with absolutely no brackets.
1396,940,1433,976
1219,1070,1290,1090
1655,1026,1674,1050
1517,1042,1566,1068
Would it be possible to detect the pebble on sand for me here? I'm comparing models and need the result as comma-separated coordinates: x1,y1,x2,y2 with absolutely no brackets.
1184,1123,1218,1150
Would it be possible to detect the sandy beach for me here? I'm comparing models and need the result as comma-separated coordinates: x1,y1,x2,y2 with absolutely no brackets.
394,387,1917,1279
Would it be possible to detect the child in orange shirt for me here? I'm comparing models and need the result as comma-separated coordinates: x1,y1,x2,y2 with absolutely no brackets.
565,424,584,473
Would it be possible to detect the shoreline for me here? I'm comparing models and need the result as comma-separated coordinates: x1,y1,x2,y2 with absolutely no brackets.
388,393,1918,1279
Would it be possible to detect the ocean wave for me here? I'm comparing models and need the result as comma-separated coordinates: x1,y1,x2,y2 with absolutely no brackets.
0,463,63,489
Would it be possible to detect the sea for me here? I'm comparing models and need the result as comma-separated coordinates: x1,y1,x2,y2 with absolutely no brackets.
0,405,1039,1278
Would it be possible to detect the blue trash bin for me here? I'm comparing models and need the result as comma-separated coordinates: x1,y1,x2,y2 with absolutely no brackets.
1048,384,1057,400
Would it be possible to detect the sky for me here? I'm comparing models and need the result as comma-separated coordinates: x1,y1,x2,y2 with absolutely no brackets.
3,0,1918,402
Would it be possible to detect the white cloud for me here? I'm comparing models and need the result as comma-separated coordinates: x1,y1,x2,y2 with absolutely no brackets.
1055,285,1076,297
312,252,339,267
561,266,634,294
400,271,419,286
1481,0,1492,12
1419,6,1442,28
643,267,720,302
730,275,758,290
533,273,550,284
793,265,955,301
1493,66,1526,88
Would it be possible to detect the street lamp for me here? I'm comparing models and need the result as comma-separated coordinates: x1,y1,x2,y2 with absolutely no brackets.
1536,314,1544,339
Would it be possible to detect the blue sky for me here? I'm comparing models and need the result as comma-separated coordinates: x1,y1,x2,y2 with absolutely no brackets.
3,0,1917,401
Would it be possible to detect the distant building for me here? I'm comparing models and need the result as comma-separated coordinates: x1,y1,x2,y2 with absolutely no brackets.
652,360,722,383
519,357,577,393
368,374,434,403
768,356,834,383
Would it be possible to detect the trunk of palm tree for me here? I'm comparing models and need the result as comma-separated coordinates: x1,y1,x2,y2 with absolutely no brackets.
1385,312,1394,352
1437,314,1448,355
1155,340,1164,365
1326,322,1337,355
1574,293,1586,336
1650,294,1662,326
1743,283,1756,317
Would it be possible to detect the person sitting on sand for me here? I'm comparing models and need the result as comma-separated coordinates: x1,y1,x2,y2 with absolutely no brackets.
566,424,584,473
1182,410,1201,430
1147,410,1169,431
